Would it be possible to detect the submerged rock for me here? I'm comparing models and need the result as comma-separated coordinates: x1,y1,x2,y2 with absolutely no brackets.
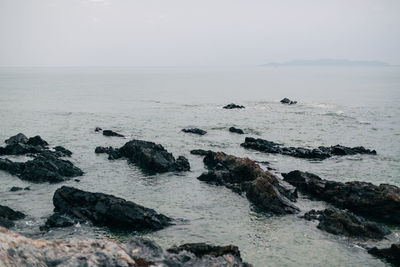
229,127,244,134
280,98,297,105
198,152,299,214
52,186,172,231
223,103,245,109
95,139,190,173
368,244,400,267
0,227,251,267
0,205,25,228
282,170,400,224
303,209,390,239
182,128,207,135
94,127,102,132
241,137,376,160
0,152,83,183
167,243,242,259
102,130,124,137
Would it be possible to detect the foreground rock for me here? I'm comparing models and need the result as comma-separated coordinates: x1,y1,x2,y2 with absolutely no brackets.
103,130,125,137
242,137,377,160
182,128,207,136
283,170,400,224
95,139,190,173
368,244,400,267
229,127,244,134
198,151,299,214
0,151,83,183
52,186,172,231
303,209,390,239
0,227,251,267
280,98,297,105
0,205,25,228
223,103,245,109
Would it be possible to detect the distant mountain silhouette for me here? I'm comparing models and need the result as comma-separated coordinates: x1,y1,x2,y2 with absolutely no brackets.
261,59,390,67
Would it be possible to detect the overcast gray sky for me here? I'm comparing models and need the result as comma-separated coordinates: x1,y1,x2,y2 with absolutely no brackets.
0,0,399,66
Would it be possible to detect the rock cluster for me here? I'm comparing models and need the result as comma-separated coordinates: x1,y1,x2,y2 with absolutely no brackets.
95,139,190,173
242,137,376,160
282,170,400,224
198,151,299,214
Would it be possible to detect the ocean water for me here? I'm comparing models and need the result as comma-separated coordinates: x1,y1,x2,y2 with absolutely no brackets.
0,66,399,266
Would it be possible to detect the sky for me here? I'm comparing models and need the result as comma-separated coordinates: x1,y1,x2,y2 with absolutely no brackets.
0,0,399,66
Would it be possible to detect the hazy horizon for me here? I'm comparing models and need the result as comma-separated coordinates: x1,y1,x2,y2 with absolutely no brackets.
1,0,400,67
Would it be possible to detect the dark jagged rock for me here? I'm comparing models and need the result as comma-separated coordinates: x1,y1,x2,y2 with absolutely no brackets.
368,244,400,267
0,142,44,156
10,187,22,192
0,152,83,183
40,212,76,231
229,127,244,134
96,139,190,173
223,103,245,109
94,127,102,132
0,228,251,267
167,243,241,259
198,152,299,214
27,135,48,147
280,98,297,105
54,146,72,157
241,137,376,160
182,128,207,135
282,170,400,224
303,209,390,239
4,133,28,145
190,149,214,156
102,130,124,137
52,186,172,231
0,205,25,228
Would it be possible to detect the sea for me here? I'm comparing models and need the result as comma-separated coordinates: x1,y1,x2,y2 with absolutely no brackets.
0,66,399,266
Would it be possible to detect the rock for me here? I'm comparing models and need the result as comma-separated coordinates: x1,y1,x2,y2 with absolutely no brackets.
190,149,214,156
0,152,83,183
241,137,376,160
198,152,299,214
27,135,49,147
96,139,190,173
280,98,297,105
0,227,251,267
368,244,400,267
182,128,207,135
229,127,244,134
54,146,72,157
223,103,245,109
10,187,23,192
0,142,44,156
303,209,390,239
52,186,172,231
167,243,241,259
4,133,28,145
24,187,30,190
95,127,102,132
40,212,76,231
102,130,124,137
282,170,400,224
0,205,25,228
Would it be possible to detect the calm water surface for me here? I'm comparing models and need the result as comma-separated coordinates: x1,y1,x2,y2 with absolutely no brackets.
0,66,399,266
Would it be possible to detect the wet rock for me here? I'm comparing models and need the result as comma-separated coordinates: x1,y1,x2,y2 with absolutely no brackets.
24,187,30,190
198,152,299,214
0,152,83,183
103,130,125,137
0,205,25,228
54,146,72,157
95,127,102,132
0,228,251,267
27,135,49,147
229,127,244,134
223,103,245,109
53,186,172,231
368,244,400,267
96,139,190,173
182,128,207,135
282,170,400,224
4,133,28,145
303,209,390,239
167,243,241,259
0,142,44,156
9,187,22,192
40,212,76,231
241,137,376,160
280,98,297,105
190,149,214,156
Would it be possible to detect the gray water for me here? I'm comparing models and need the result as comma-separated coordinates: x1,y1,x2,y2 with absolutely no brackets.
0,66,399,266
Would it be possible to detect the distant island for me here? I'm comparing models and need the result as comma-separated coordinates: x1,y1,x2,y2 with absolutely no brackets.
261,59,390,67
